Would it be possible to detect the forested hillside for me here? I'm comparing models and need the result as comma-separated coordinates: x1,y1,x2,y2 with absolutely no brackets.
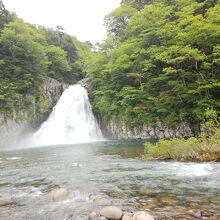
88,0,220,136
0,0,220,137
0,0,90,120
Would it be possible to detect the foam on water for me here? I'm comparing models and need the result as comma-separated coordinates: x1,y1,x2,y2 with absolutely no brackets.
6,157,22,160
71,162,83,167
173,162,213,176
30,187,43,197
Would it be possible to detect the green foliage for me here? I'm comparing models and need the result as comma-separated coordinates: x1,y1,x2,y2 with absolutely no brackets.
88,0,220,136
0,18,48,118
202,108,220,133
121,0,152,10
144,128,220,162
46,45,71,81
0,0,10,30
104,3,137,38
40,25,89,83
0,8,90,120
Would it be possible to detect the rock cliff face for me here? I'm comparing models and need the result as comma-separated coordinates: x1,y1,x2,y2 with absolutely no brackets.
0,77,65,147
101,120,194,140
77,77,92,93
41,77,65,120
76,78,195,139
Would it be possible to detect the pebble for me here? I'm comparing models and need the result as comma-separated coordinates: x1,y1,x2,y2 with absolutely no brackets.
51,188,69,202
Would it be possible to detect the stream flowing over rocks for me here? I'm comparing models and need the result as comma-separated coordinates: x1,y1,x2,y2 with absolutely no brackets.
0,80,219,220
89,207,155,220
0,141,219,220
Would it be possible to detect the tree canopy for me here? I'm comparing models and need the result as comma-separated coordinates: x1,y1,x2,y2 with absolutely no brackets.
88,0,220,136
0,0,220,136
0,1,90,119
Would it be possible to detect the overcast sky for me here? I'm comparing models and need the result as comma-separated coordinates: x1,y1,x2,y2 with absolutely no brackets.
3,0,121,44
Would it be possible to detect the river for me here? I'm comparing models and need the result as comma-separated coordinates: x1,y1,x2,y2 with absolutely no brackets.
0,141,220,220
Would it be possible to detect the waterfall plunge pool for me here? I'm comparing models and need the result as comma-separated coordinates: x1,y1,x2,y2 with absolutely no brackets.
0,141,220,220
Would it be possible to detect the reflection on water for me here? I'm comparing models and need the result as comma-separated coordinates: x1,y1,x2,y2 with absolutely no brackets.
0,141,220,220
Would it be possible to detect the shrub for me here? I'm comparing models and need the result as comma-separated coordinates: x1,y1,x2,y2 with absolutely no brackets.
144,129,220,162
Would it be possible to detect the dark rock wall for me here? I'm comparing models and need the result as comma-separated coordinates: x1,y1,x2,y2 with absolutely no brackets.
101,120,194,140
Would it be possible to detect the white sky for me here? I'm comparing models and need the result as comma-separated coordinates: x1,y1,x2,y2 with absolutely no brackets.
3,0,121,44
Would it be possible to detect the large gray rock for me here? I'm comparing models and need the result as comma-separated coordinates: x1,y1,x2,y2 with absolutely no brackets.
100,206,123,220
43,77,64,110
101,120,194,140
132,211,154,220
51,188,69,202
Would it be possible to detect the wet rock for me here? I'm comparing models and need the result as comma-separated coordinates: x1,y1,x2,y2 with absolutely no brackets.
88,212,97,220
51,188,69,202
138,187,153,196
122,214,132,220
132,212,143,219
194,210,203,218
132,211,154,220
99,217,108,220
41,183,60,193
160,196,178,206
123,212,133,216
0,199,17,207
77,77,92,93
138,198,158,210
89,194,103,202
188,210,204,218
100,206,123,220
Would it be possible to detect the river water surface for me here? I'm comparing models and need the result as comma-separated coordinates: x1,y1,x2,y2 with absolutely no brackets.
0,141,220,220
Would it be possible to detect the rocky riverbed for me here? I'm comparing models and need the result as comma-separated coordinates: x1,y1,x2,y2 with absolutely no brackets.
0,141,220,220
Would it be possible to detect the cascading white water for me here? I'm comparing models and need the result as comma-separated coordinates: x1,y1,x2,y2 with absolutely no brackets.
32,84,103,146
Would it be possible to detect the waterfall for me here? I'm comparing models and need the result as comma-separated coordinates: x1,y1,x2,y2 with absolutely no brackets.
32,84,103,146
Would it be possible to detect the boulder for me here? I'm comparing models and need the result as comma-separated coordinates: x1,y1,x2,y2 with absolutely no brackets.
100,206,123,220
132,211,145,219
122,214,132,220
99,217,108,220
132,211,154,220
51,188,69,202
88,212,97,220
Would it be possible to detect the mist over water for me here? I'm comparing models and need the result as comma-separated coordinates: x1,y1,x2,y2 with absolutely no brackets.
32,85,103,146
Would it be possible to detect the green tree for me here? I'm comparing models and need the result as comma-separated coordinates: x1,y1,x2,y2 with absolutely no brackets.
0,0,9,30
89,0,220,136
0,17,48,118
46,45,70,81
104,3,137,38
